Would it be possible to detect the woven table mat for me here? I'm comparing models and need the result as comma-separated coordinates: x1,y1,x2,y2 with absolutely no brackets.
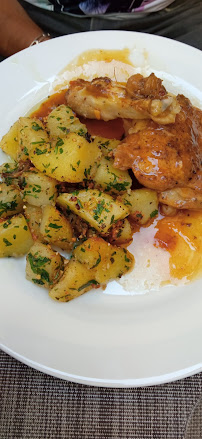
1,350,202,438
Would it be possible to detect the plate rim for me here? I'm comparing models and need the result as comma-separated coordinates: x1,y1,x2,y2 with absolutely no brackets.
1,30,202,387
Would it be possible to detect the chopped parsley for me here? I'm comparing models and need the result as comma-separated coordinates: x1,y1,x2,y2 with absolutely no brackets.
28,253,51,285
93,200,105,221
3,238,12,246
3,219,11,229
0,200,18,216
150,209,158,218
35,147,47,155
78,279,99,292
48,223,62,229
32,122,43,131
92,254,101,268
23,146,29,156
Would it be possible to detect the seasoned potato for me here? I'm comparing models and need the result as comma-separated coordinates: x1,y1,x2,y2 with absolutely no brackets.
47,104,87,139
73,237,134,283
0,161,22,186
0,183,23,218
0,121,19,160
0,161,18,175
30,132,101,183
23,170,58,207
49,259,99,302
94,156,132,194
18,117,49,161
108,218,133,245
93,136,120,156
0,214,33,257
40,205,73,251
57,189,129,233
119,189,158,224
26,241,64,288
24,204,43,240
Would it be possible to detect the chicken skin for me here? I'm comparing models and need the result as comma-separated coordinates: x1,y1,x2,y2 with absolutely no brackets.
113,95,202,193
66,74,180,124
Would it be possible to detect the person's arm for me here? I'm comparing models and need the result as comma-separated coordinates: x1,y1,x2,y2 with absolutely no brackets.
0,0,50,57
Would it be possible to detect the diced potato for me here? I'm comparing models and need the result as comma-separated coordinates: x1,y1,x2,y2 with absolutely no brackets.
40,205,73,251
57,189,129,234
73,237,134,283
18,117,49,161
0,162,20,186
30,132,101,183
0,161,17,174
47,104,87,139
93,136,120,156
0,214,33,257
0,121,19,160
119,189,158,224
0,183,23,218
26,241,64,288
94,156,132,194
24,204,43,240
108,218,133,245
23,170,58,207
49,259,99,302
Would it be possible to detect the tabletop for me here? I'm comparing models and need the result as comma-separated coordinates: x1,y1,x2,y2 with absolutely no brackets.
1,1,202,435
1,349,202,439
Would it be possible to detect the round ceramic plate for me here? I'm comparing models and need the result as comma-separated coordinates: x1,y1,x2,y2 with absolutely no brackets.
0,31,202,387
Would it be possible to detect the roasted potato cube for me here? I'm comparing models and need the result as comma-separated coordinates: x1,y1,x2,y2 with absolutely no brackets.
94,156,132,194
47,104,87,139
23,170,58,207
40,205,73,251
30,132,101,183
0,214,33,257
49,259,99,302
26,241,64,288
108,218,133,245
93,137,120,156
18,117,49,161
57,189,129,233
24,204,43,240
0,161,18,175
0,121,19,160
0,183,23,218
119,189,158,224
73,237,134,283
0,161,21,186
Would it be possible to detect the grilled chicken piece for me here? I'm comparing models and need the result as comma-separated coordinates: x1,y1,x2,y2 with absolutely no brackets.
66,74,180,124
114,95,202,193
159,188,202,209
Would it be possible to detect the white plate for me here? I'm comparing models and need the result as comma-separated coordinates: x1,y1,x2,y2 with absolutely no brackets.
0,31,202,387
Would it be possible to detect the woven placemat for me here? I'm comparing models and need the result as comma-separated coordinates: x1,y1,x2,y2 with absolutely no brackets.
1,350,202,439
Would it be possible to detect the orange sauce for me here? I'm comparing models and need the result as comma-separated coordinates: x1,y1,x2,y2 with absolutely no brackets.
31,90,67,119
31,87,202,285
31,90,124,139
61,48,133,73
155,210,202,281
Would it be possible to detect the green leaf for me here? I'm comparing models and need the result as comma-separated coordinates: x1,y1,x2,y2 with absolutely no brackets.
92,254,101,268
32,122,43,131
150,209,158,218
78,279,99,292
48,223,62,229
3,238,12,246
